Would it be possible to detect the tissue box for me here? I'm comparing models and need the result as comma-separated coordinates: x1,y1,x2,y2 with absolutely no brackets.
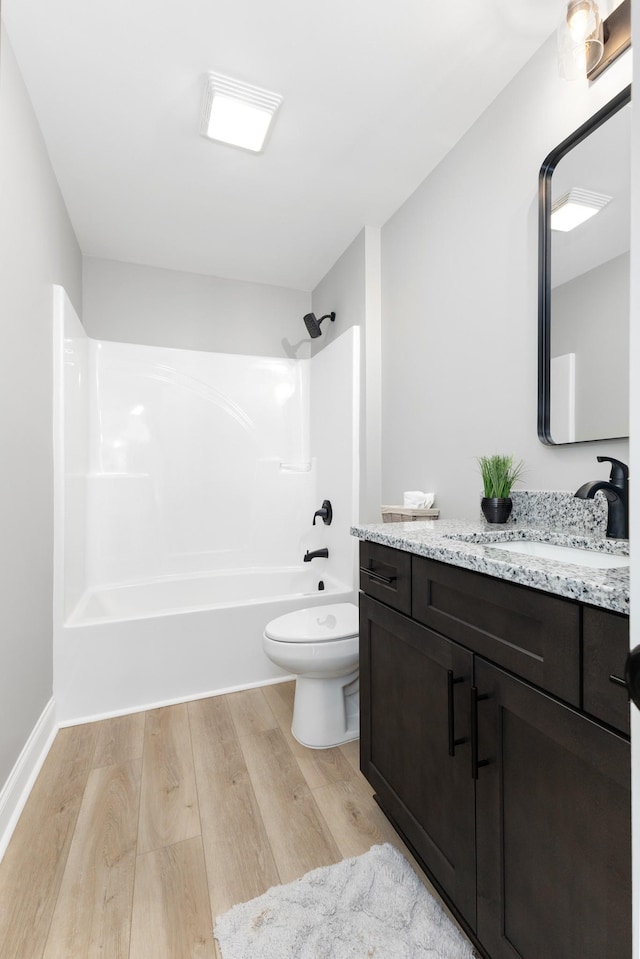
381,506,440,523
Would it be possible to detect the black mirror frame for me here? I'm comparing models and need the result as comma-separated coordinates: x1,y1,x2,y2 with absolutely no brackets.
537,84,631,446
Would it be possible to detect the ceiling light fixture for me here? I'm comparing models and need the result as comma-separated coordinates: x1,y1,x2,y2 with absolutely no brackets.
200,72,283,153
550,188,612,231
558,0,631,81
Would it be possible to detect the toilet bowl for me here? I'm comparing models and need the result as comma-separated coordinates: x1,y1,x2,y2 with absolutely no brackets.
263,602,359,749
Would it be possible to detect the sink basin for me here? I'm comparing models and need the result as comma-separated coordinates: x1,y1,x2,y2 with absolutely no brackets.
489,540,629,569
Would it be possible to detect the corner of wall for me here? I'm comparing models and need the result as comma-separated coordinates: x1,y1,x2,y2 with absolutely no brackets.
0,699,58,863
310,227,384,524
362,227,382,524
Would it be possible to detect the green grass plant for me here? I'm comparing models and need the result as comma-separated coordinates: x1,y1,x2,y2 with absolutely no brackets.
477,454,524,499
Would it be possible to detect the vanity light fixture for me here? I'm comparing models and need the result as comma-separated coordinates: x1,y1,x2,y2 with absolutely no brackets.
558,0,604,79
550,188,612,232
558,0,631,81
200,72,283,153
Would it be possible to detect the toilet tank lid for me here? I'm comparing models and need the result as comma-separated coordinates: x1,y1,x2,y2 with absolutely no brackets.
264,603,359,643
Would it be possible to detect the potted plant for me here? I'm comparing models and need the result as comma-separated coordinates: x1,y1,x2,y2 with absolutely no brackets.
477,453,524,524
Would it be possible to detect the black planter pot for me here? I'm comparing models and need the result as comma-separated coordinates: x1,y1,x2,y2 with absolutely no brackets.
481,496,513,524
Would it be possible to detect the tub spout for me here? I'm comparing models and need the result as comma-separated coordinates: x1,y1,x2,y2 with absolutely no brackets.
304,548,329,562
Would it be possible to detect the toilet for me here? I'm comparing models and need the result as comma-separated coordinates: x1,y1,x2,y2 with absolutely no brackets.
263,602,359,749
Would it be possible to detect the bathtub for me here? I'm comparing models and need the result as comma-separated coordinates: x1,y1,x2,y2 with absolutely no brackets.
55,567,355,724
66,567,344,625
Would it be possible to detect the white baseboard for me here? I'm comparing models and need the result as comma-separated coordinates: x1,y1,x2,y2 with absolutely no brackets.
56,674,296,728
0,699,58,862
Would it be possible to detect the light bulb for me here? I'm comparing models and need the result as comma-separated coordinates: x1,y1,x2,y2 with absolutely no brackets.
568,6,590,41
566,0,601,41
558,0,604,80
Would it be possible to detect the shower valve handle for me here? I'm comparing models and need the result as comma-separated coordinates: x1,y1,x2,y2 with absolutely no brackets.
312,500,333,526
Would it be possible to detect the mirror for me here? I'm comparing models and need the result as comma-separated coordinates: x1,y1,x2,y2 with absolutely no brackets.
538,86,630,445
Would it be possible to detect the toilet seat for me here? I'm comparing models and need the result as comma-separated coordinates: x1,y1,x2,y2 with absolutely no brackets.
264,602,358,644
262,601,360,748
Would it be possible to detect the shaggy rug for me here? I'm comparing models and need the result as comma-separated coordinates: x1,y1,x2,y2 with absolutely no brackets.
214,843,476,958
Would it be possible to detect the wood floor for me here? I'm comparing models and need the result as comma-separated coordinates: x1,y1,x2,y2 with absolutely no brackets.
0,681,440,958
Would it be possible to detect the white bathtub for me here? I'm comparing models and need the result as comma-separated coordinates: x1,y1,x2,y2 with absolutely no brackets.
56,567,355,724
66,566,344,625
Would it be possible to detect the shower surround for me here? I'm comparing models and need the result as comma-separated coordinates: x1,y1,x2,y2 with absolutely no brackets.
53,287,358,722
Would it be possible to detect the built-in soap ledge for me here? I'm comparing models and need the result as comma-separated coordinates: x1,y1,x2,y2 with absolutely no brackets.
279,462,313,473
66,472,150,478
85,472,151,478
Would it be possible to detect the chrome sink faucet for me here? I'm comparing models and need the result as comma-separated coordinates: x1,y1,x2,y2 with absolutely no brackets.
574,456,629,539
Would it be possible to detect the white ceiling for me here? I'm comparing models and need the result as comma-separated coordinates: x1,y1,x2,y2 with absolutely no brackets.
4,0,563,291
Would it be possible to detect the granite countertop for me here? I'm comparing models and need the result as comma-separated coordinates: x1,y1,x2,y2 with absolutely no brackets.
351,517,630,615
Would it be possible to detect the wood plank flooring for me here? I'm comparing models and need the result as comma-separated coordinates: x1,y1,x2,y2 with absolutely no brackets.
0,682,440,958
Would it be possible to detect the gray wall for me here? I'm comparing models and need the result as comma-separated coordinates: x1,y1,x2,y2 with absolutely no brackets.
83,257,310,358
311,230,365,355
381,33,631,519
0,29,82,787
311,228,383,524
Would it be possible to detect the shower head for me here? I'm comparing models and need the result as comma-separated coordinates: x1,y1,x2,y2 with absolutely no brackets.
303,312,336,339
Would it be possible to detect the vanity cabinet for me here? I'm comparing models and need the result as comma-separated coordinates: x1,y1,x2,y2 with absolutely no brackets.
360,594,476,924
583,605,631,735
359,541,631,959
475,658,630,959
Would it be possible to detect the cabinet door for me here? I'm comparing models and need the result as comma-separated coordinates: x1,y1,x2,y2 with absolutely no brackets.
360,594,476,927
475,658,631,959
583,606,630,735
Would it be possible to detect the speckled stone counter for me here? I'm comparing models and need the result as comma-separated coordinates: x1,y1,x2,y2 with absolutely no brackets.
351,508,630,614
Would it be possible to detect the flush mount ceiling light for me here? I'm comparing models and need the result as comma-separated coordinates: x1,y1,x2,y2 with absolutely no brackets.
558,0,631,81
200,72,283,153
551,188,612,231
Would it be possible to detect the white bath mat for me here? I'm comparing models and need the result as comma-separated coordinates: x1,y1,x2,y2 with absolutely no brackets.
214,843,477,958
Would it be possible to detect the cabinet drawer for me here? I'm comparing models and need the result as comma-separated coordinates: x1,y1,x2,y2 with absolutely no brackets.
412,556,580,705
359,541,411,615
583,606,630,736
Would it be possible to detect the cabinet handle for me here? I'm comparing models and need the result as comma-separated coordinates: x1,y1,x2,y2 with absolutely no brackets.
471,686,490,780
626,647,640,710
364,567,397,587
609,674,628,690
447,670,467,756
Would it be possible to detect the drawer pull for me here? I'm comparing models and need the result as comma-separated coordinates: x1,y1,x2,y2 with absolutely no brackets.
447,670,467,757
471,686,491,780
609,673,628,690
364,568,397,587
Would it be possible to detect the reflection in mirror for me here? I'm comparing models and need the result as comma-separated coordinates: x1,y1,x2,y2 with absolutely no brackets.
538,86,630,445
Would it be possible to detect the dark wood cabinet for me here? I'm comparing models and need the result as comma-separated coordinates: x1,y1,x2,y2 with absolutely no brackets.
583,605,631,735
359,541,631,959
360,594,476,925
412,556,581,705
359,540,412,614
475,658,631,959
